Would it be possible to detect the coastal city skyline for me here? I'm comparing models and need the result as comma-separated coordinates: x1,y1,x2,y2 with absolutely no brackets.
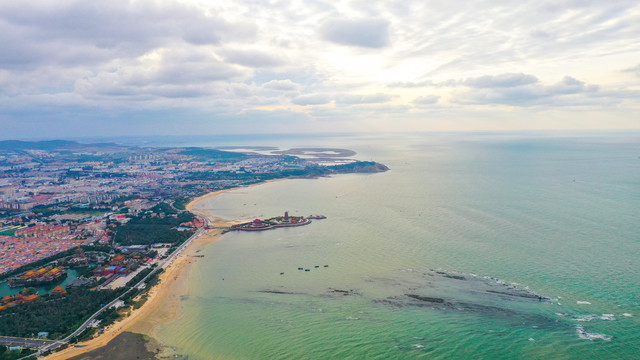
2,0,640,139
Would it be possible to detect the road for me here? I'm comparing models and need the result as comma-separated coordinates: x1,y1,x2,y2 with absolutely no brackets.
33,228,206,356
0,336,55,349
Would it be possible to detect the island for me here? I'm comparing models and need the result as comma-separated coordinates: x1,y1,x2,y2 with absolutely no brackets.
230,211,324,231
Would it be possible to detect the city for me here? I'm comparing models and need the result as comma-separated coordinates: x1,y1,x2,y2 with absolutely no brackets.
0,140,386,359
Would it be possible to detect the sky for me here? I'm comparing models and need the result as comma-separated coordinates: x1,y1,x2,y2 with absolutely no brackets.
1,0,640,139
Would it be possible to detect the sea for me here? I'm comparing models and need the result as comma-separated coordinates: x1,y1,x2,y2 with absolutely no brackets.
133,132,639,359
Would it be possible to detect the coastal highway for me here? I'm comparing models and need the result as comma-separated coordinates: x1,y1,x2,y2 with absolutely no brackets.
0,335,56,349
34,228,207,356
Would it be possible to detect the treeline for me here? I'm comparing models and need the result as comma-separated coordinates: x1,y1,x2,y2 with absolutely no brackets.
183,161,387,183
183,169,310,182
171,197,190,210
0,288,119,339
323,161,389,173
114,224,193,246
10,267,163,343
113,203,194,246
0,346,36,360
31,203,109,216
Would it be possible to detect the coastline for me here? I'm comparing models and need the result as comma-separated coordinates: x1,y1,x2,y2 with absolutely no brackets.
43,181,284,360
43,228,225,360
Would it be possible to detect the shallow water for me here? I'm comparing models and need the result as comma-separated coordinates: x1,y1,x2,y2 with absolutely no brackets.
156,132,640,359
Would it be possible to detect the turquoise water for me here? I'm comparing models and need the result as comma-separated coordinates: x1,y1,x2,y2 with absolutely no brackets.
157,132,640,359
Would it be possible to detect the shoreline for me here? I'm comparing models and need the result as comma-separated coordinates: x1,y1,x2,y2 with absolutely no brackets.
43,180,285,359
43,228,226,360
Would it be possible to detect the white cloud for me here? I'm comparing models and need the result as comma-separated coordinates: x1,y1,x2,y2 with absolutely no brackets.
335,93,392,104
220,49,288,68
622,63,640,77
1,0,640,138
461,74,540,88
75,48,247,100
0,0,256,70
451,76,606,107
412,95,439,105
262,80,300,92
292,93,332,105
320,18,390,48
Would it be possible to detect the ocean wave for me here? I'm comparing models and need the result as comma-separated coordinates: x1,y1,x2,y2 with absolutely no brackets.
427,269,552,302
574,314,615,322
556,312,616,322
575,325,611,341
576,301,591,305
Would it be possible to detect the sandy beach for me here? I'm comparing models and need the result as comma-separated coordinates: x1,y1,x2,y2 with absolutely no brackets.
43,181,284,359
42,189,234,360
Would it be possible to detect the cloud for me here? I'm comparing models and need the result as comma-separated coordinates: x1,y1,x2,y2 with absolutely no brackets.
0,0,256,70
335,93,392,104
622,63,640,77
389,73,539,89
262,80,300,92
451,76,603,107
387,80,434,88
290,92,392,107
75,49,247,99
1,0,640,138
461,73,539,88
292,93,332,105
412,95,440,105
320,18,390,48
221,49,287,68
